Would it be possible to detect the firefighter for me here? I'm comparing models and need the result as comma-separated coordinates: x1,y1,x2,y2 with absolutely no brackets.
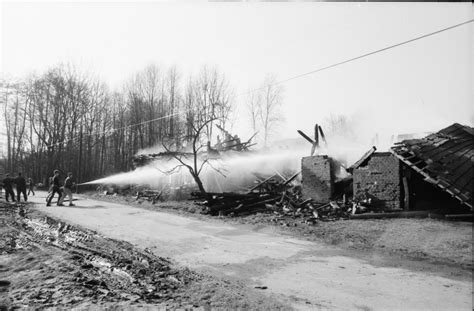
2,173,16,202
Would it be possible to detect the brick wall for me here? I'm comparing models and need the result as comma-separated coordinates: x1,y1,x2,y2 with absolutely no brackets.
301,155,334,203
353,152,401,210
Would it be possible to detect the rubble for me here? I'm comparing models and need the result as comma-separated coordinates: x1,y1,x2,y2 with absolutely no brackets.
132,152,192,168
214,124,257,152
192,172,356,222
136,190,163,204
129,122,473,221
132,125,257,169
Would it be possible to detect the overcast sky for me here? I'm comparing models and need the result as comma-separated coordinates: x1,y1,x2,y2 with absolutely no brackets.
1,2,472,148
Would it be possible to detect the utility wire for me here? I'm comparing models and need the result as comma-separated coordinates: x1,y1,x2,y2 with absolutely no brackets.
45,19,473,148
236,19,474,97
46,111,185,148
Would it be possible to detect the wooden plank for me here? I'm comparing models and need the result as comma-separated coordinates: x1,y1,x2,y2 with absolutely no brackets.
245,132,259,144
297,130,315,145
402,176,410,211
283,171,301,186
350,210,433,219
247,174,278,192
314,124,319,147
221,197,279,214
318,125,327,146
445,214,474,220
410,159,426,167
310,143,317,156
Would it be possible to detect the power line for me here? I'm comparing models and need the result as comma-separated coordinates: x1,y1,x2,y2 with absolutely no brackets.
46,112,185,148
236,19,473,97
46,19,473,148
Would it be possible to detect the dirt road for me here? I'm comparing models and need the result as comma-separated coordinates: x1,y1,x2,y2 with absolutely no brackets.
30,192,472,310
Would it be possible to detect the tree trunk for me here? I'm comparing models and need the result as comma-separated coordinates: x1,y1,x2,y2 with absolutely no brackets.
191,170,207,196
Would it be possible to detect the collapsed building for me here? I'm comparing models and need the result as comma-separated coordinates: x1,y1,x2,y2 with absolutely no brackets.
122,122,472,220
351,151,402,210
391,123,473,211
301,123,473,214
301,155,334,203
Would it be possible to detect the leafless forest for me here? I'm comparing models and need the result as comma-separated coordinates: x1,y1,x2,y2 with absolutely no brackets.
1,64,283,186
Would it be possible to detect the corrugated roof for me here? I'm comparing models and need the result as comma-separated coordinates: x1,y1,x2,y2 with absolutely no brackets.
391,123,473,209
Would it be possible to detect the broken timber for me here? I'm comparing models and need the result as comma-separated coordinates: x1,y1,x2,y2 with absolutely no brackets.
391,123,473,210
297,124,328,156
346,146,377,173
136,190,162,204
191,171,353,220
349,210,435,219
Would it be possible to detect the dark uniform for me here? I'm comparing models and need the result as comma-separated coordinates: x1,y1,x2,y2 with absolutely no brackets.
15,173,28,202
27,178,35,196
46,173,63,206
3,175,16,202
0,174,3,198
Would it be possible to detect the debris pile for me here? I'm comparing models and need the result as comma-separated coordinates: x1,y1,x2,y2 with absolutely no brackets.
136,190,163,204
135,184,199,203
267,189,354,224
132,151,193,168
131,125,257,169
193,191,279,216
120,123,472,221
192,172,356,222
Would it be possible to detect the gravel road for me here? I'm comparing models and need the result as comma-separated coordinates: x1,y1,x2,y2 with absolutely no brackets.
31,192,473,310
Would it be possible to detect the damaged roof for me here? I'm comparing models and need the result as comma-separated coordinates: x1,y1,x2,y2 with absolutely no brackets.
391,123,473,209
347,146,377,173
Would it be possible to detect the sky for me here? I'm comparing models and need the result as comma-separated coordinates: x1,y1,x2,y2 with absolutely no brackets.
1,1,473,150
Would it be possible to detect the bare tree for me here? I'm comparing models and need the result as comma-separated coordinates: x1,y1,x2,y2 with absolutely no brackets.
1,62,237,186
109,91,129,171
323,114,356,140
258,75,284,146
0,78,28,172
162,69,232,196
21,64,114,183
166,66,181,140
246,88,261,139
188,66,233,142
162,118,219,196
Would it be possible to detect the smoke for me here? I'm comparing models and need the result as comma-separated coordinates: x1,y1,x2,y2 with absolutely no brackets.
135,145,167,156
83,147,309,192
199,150,305,192
83,138,374,193
84,113,419,192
